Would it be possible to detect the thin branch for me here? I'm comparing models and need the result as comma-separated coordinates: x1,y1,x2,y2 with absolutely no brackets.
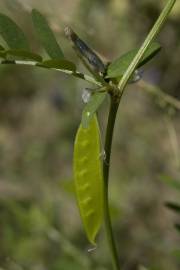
138,80,180,110
164,116,180,169
0,59,102,86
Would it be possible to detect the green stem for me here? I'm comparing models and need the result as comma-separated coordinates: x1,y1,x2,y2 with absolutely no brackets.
138,80,180,110
102,1,176,269
102,2,176,269
118,0,176,94
103,94,121,270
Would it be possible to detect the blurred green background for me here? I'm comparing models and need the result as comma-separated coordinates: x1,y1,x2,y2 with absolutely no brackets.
0,0,180,269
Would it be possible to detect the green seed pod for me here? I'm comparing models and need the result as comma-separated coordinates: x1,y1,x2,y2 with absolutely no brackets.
73,115,104,245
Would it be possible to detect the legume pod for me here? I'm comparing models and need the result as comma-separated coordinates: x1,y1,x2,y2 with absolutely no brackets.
73,115,104,245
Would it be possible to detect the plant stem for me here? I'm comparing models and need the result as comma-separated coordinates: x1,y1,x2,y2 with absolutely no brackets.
102,1,176,269
0,60,102,87
138,80,180,111
103,93,121,270
118,0,176,94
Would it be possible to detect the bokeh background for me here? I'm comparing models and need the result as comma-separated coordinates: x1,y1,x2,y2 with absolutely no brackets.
0,0,180,269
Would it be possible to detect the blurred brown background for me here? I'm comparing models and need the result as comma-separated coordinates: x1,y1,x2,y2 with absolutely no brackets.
0,0,180,269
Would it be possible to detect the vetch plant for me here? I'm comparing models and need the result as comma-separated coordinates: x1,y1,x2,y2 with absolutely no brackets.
0,1,177,269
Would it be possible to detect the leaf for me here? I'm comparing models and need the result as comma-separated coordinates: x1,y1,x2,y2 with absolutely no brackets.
39,59,76,72
73,115,104,244
6,50,42,62
0,13,29,50
32,9,64,59
107,42,161,78
82,92,107,128
0,44,4,50
165,202,180,213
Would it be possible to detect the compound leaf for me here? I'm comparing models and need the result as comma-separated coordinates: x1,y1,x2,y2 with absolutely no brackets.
39,59,76,72
0,13,29,50
6,50,42,62
32,9,64,59
107,42,161,78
